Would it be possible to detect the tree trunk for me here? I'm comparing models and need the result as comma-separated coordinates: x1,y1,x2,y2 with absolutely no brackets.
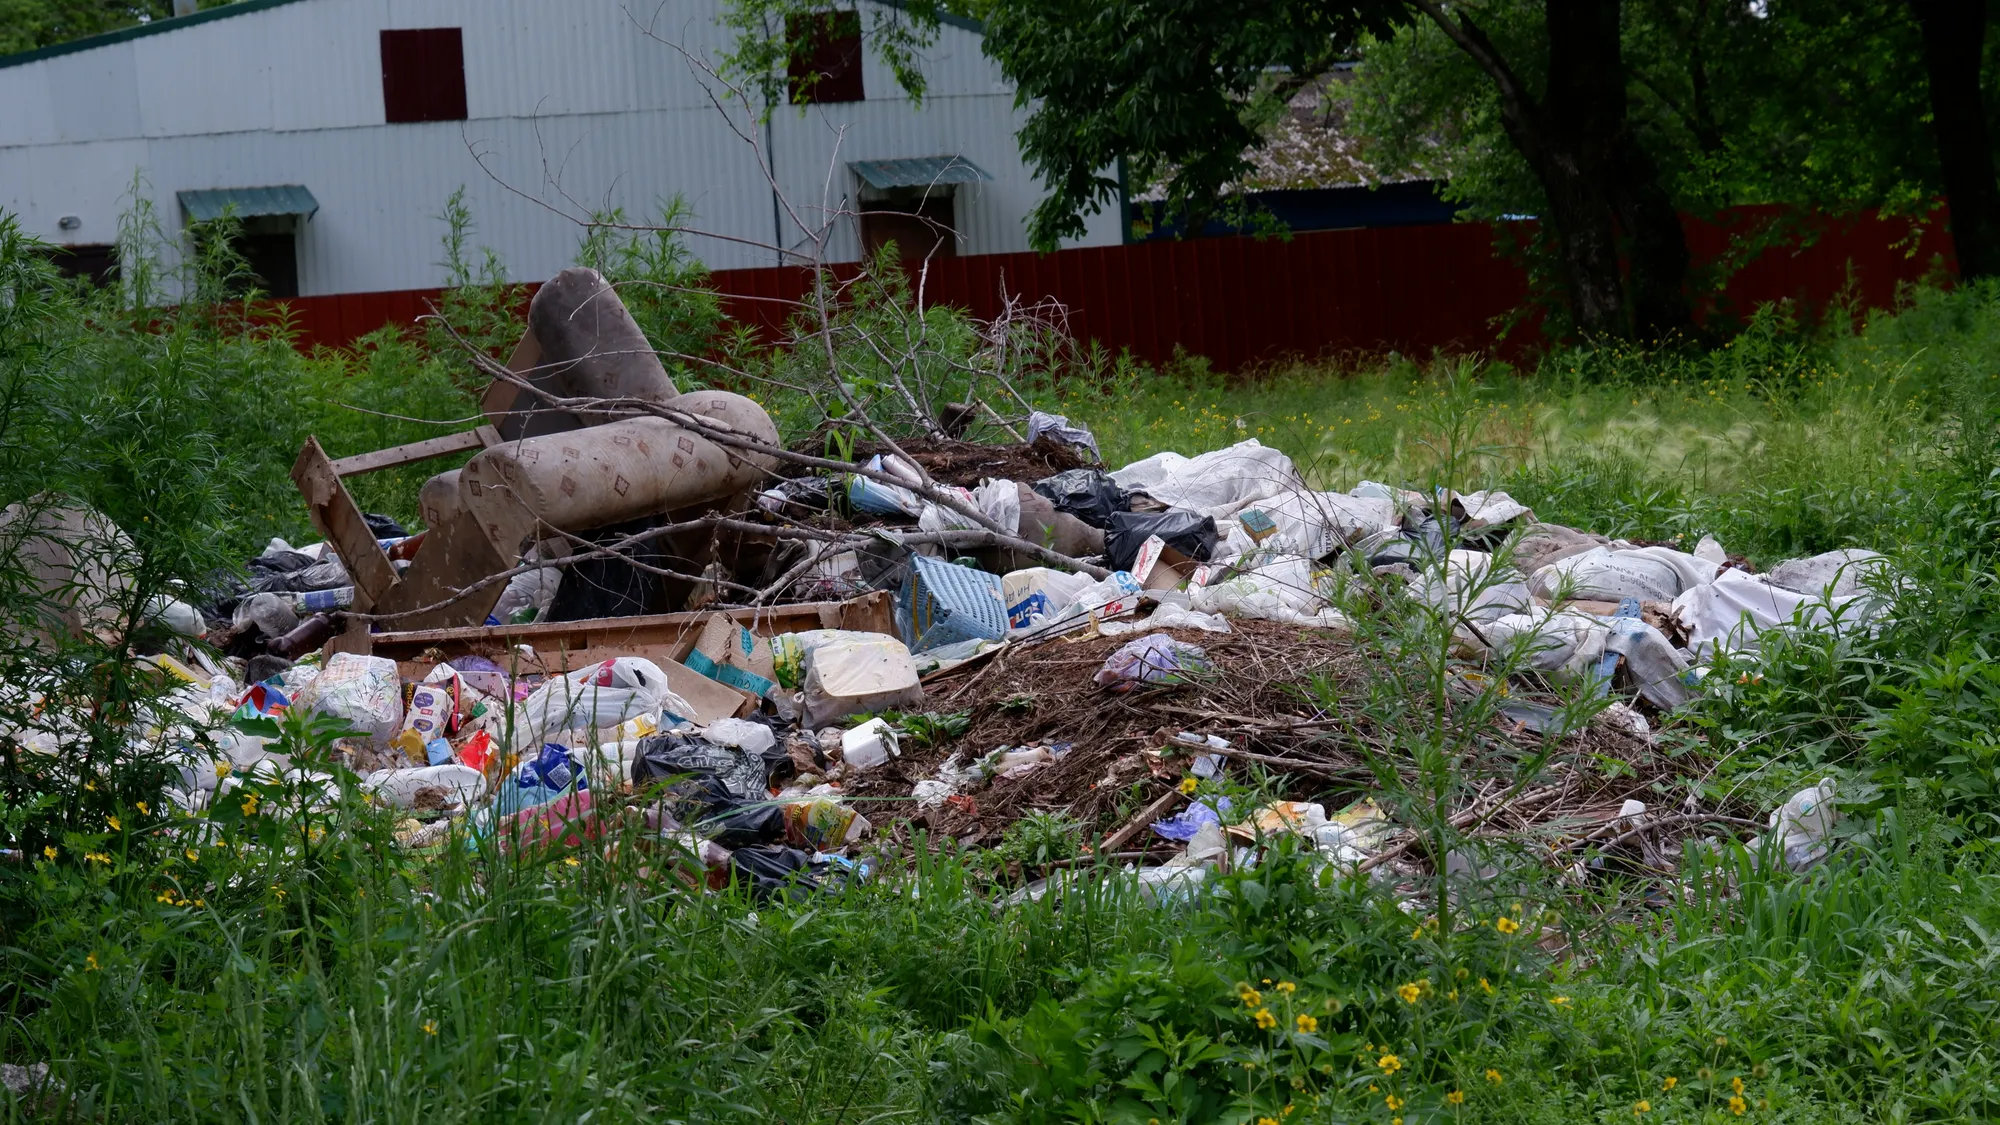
1417,0,1694,339
1910,0,2000,280
1611,135,1694,337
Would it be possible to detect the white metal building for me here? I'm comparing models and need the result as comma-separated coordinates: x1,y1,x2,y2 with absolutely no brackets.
0,0,1120,297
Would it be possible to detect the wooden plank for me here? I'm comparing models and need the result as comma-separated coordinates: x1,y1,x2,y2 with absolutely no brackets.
484,328,538,434
361,591,896,658
290,436,400,605
329,430,486,477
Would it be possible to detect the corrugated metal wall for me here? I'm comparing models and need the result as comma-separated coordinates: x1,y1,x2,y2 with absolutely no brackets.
277,207,1957,370
0,0,1118,293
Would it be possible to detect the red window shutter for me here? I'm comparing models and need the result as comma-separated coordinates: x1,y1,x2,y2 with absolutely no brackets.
381,28,467,123
785,12,863,105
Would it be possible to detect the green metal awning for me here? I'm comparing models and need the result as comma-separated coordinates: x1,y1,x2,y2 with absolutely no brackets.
850,156,993,191
176,184,319,223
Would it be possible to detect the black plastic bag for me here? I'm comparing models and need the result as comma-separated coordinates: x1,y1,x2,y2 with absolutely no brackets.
631,732,787,847
364,513,408,539
1031,469,1130,529
728,845,825,900
1104,510,1219,573
631,731,767,798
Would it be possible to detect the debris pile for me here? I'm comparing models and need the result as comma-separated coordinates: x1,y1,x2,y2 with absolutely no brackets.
1,273,1891,902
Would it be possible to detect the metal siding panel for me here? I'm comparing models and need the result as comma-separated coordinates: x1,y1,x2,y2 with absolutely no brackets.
46,42,141,142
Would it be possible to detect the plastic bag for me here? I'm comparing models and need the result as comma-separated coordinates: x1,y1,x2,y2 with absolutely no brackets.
1130,440,1303,519
363,764,487,810
297,653,403,747
1530,545,1718,602
512,657,689,751
1002,567,1094,631
1093,633,1210,691
1031,469,1129,529
1027,410,1101,458
1237,491,1396,560
1670,569,1878,658
798,635,924,727
1189,555,1347,628
1105,510,1217,573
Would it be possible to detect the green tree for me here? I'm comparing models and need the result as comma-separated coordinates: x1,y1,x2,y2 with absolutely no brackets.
0,1,235,56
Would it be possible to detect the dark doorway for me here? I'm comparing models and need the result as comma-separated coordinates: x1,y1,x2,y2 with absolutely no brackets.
859,189,956,260
235,229,299,298
41,244,118,287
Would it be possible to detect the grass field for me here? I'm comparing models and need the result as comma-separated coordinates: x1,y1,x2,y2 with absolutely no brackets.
6,217,2000,1122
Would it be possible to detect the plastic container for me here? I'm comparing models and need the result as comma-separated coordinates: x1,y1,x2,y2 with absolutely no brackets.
840,717,899,772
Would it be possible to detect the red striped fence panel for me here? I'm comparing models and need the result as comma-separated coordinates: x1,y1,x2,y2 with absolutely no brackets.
278,207,1957,369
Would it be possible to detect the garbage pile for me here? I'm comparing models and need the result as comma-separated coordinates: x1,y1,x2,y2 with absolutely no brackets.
1,271,1891,901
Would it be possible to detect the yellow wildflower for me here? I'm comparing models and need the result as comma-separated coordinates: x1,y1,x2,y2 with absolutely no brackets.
1728,1095,1747,1115
106,815,121,831
1257,1119,1279,1125
423,1020,438,1036
1178,776,1198,795
564,856,581,868
1633,1100,1651,1115
1385,1094,1404,1111
1495,916,1520,935
1550,995,1571,1007
1484,1068,1503,1084
1479,977,1493,994
1397,982,1423,1004
1295,1014,1317,1033
1731,1076,1745,1096
85,851,111,865
85,953,99,971
1378,1054,1402,1075
185,848,198,862
240,794,259,816
1446,1090,1464,1105
1253,1008,1277,1030
1239,985,1263,1008
135,801,148,816
1275,980,1296,994
1662,1076,1678,1091
42,845,56,860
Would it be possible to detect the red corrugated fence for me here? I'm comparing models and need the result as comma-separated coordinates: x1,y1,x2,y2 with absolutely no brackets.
280,207,1955,369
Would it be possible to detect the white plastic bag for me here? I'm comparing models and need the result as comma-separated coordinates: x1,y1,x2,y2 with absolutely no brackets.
1190,555,1349,629
1133,440,1303,520
363,764,488,810
1241,490,1396,559
799,636,924,727
297,653,403,747
1530,545,1719,602
1110,450,1189,493
512,657,690,751
1670,569,1877,658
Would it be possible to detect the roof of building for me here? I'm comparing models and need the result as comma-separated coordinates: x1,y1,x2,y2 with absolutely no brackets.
0,0,311,72
177,184,320,221
851,155,993,191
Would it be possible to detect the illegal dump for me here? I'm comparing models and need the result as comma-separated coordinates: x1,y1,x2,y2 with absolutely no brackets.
8,270,1881,902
